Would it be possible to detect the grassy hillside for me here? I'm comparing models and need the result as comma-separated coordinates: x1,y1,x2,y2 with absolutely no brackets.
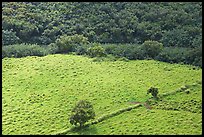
68,83,202,135
2,54,202,135
73,107,202,135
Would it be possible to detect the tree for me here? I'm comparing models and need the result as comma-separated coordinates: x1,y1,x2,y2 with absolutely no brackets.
2,2,202,45
141,40,163,59
161,28,191,47
2,29,20,46
69,100,95,127
185,46,202,67
87,43,106,57
54,34,89,53
147,87,159,99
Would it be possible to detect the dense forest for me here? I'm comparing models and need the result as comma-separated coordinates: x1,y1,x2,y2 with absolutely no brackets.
2,2,202,67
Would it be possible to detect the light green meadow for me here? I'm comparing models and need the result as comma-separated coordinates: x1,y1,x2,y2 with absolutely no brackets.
68,83,202,135
2,54,202,135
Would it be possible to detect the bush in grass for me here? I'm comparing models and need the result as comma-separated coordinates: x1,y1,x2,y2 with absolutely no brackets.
147,87,159,99
111,44,132,58
87,43,106,57
155,47,190,64
70,100,95,127
127,46,146,60
103,44,118,55
141,40,163,59
53,34,89,53
102,44,146,60
185,46,202,67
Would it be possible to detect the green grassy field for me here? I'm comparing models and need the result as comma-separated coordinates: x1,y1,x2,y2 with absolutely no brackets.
69,83,202,135
2,54,202,135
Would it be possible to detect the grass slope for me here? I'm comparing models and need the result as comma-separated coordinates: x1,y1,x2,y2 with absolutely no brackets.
2,54,202,135
72,107,201,135
70,83,202,135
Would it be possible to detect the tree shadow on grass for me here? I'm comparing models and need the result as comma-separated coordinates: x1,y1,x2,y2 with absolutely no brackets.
70,125,98,135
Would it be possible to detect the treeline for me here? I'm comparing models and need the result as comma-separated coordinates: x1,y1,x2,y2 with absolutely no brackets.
2,2,202,67
2,2,202,46
2,35,202,67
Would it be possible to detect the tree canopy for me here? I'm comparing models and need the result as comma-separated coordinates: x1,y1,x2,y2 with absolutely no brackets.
2,2,202,47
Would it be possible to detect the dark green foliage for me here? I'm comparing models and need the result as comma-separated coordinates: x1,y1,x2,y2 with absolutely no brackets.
102,44,144,60
161,29,191,47
126,46,146,60
155,47,190,64
70,100,95,127
87,43,106,57
46,43,59,54
2,29,20,45
2,2,202,45
102,44,118,55
1,2,202,67
185,46,202,67
75,44,90,55
192,35,202,48
147,87,159,99
155,46,202,67
103,44,130,58
53,34,89,53
102,43,202,67
141,40,163,59
2,43,49,58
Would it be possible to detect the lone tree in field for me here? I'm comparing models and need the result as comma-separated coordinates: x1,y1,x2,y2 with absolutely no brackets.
147,87,159,99
69,100,95,127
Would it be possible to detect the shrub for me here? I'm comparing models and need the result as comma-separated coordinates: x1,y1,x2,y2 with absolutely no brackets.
161,28,192,48
87,43,106,57
185,46,202,67
155,47,190,64
101,43,147,60
69,100,95,127
147,87,159,99
126,45,146,60
156,46,202,68
75,44,91,55
111,44,132,58
54,34,89,53
2,43,48,58
46,43,59,54
141,40,163,59
102,44,118,55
